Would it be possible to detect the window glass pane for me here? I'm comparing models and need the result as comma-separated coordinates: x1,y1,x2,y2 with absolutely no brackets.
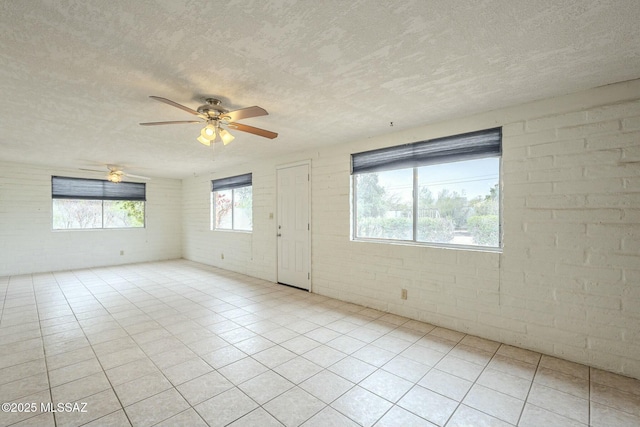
355,169,413,240
104,201,145,228
417,157,499,247
214,190,233,229
53,199,102,229
233,186,253,231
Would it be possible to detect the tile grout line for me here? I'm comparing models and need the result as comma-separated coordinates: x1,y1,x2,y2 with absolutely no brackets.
514,351,543,426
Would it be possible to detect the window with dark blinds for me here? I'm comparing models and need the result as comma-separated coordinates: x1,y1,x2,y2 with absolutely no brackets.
351,128,502,174
52,176,146,201
211,173,252,192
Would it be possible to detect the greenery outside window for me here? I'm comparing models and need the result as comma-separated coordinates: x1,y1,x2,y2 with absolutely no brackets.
211,173,253,231
352,128,501,249
52,176,145,229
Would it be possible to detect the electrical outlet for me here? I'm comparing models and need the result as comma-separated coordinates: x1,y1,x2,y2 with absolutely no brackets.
120,250,124,256
221,253,224,260
401,289,408,300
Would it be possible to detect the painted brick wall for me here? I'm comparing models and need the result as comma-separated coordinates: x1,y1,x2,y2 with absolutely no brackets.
185,80,640,378
0,162,182,276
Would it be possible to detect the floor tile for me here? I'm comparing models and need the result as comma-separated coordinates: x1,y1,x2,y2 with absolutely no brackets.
82,409,132,427
253,345,297,368
299,369,354,403
238,370,295,404
360,369,413,403
55,388,122,427
590,381,640,417
125,388,190,427
177,370,234,405
476,367,531,400
195,387,258,427
418,368,473,402
332,386,393,427
352,344,396,367
328,356,377,383
398,385,458,426
228,407,284,427
301,406,360,427
462,384,524,425
218,357,268,385
273,356,323,384
527,382,589,423
534,366,588,399
373,405,437,427
154,408,208,427
590,368,640,396
51,371,111,403
162,357,213,385
446,404,513,427
435,355,484,382
590,401,640,427
114,371,172,406
264,386,326,426
539,355,589,380
105,358,160,386
302,345,347,368
519,403,587,427
201,345,247,369
382,355,431,382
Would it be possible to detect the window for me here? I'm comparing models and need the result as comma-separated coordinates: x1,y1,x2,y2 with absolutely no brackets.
52,176,145,229
211,173,253,231
352,128,501,249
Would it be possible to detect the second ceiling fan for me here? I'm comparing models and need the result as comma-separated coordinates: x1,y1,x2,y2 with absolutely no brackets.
140,96,278,146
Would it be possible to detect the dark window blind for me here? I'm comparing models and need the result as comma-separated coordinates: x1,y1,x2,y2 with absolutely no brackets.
52,176,146,201
211,173,252,192
351,127,502,174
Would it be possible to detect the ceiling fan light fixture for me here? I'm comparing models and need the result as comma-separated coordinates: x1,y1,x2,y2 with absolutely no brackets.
196,135,212,146
201,123,216,140
108,172,122,183
219,128,235,145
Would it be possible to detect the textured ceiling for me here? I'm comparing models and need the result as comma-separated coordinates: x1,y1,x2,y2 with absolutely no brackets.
1,0,639,179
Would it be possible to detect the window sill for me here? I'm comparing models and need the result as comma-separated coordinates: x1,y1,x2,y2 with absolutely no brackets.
351,237,502,253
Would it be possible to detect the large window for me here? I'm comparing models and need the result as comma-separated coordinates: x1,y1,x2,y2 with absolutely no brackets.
211,173,253,231
352,128,501,249
52,176,145,229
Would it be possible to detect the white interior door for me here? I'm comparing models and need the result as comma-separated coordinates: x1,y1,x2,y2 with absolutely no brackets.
277,163,310,290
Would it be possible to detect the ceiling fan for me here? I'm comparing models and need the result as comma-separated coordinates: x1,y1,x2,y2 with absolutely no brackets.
140,96,278,146
80,165,151,183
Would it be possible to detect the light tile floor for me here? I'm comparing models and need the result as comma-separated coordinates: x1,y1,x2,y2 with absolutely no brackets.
1,260,639,427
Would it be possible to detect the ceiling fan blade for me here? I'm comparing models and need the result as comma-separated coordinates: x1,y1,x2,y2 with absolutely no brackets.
79,168,106,173
139,120,202,126
149,96,203,117
123,173,151,180
222,106,268,122
229,122,278,139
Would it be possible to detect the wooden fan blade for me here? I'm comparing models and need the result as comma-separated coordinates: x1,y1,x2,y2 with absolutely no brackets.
229,122,278,139
149,96,203,117
139,120,201,126
222,106,268,122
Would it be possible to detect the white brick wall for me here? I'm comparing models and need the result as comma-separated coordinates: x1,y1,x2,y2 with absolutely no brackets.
182,79,640,379
0,162,182,276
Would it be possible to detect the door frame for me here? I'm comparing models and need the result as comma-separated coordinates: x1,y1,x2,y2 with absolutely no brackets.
276,160,312,291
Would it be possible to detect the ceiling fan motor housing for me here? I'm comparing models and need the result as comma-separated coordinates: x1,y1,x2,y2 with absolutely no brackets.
198,98,228,119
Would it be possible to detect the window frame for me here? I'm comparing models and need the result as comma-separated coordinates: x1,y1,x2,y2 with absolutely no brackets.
51,176,146,230
351,128,502,251
211,173,253,232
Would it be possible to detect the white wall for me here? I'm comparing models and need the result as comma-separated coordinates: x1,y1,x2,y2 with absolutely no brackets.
182,79,640,379
0,162,182,276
